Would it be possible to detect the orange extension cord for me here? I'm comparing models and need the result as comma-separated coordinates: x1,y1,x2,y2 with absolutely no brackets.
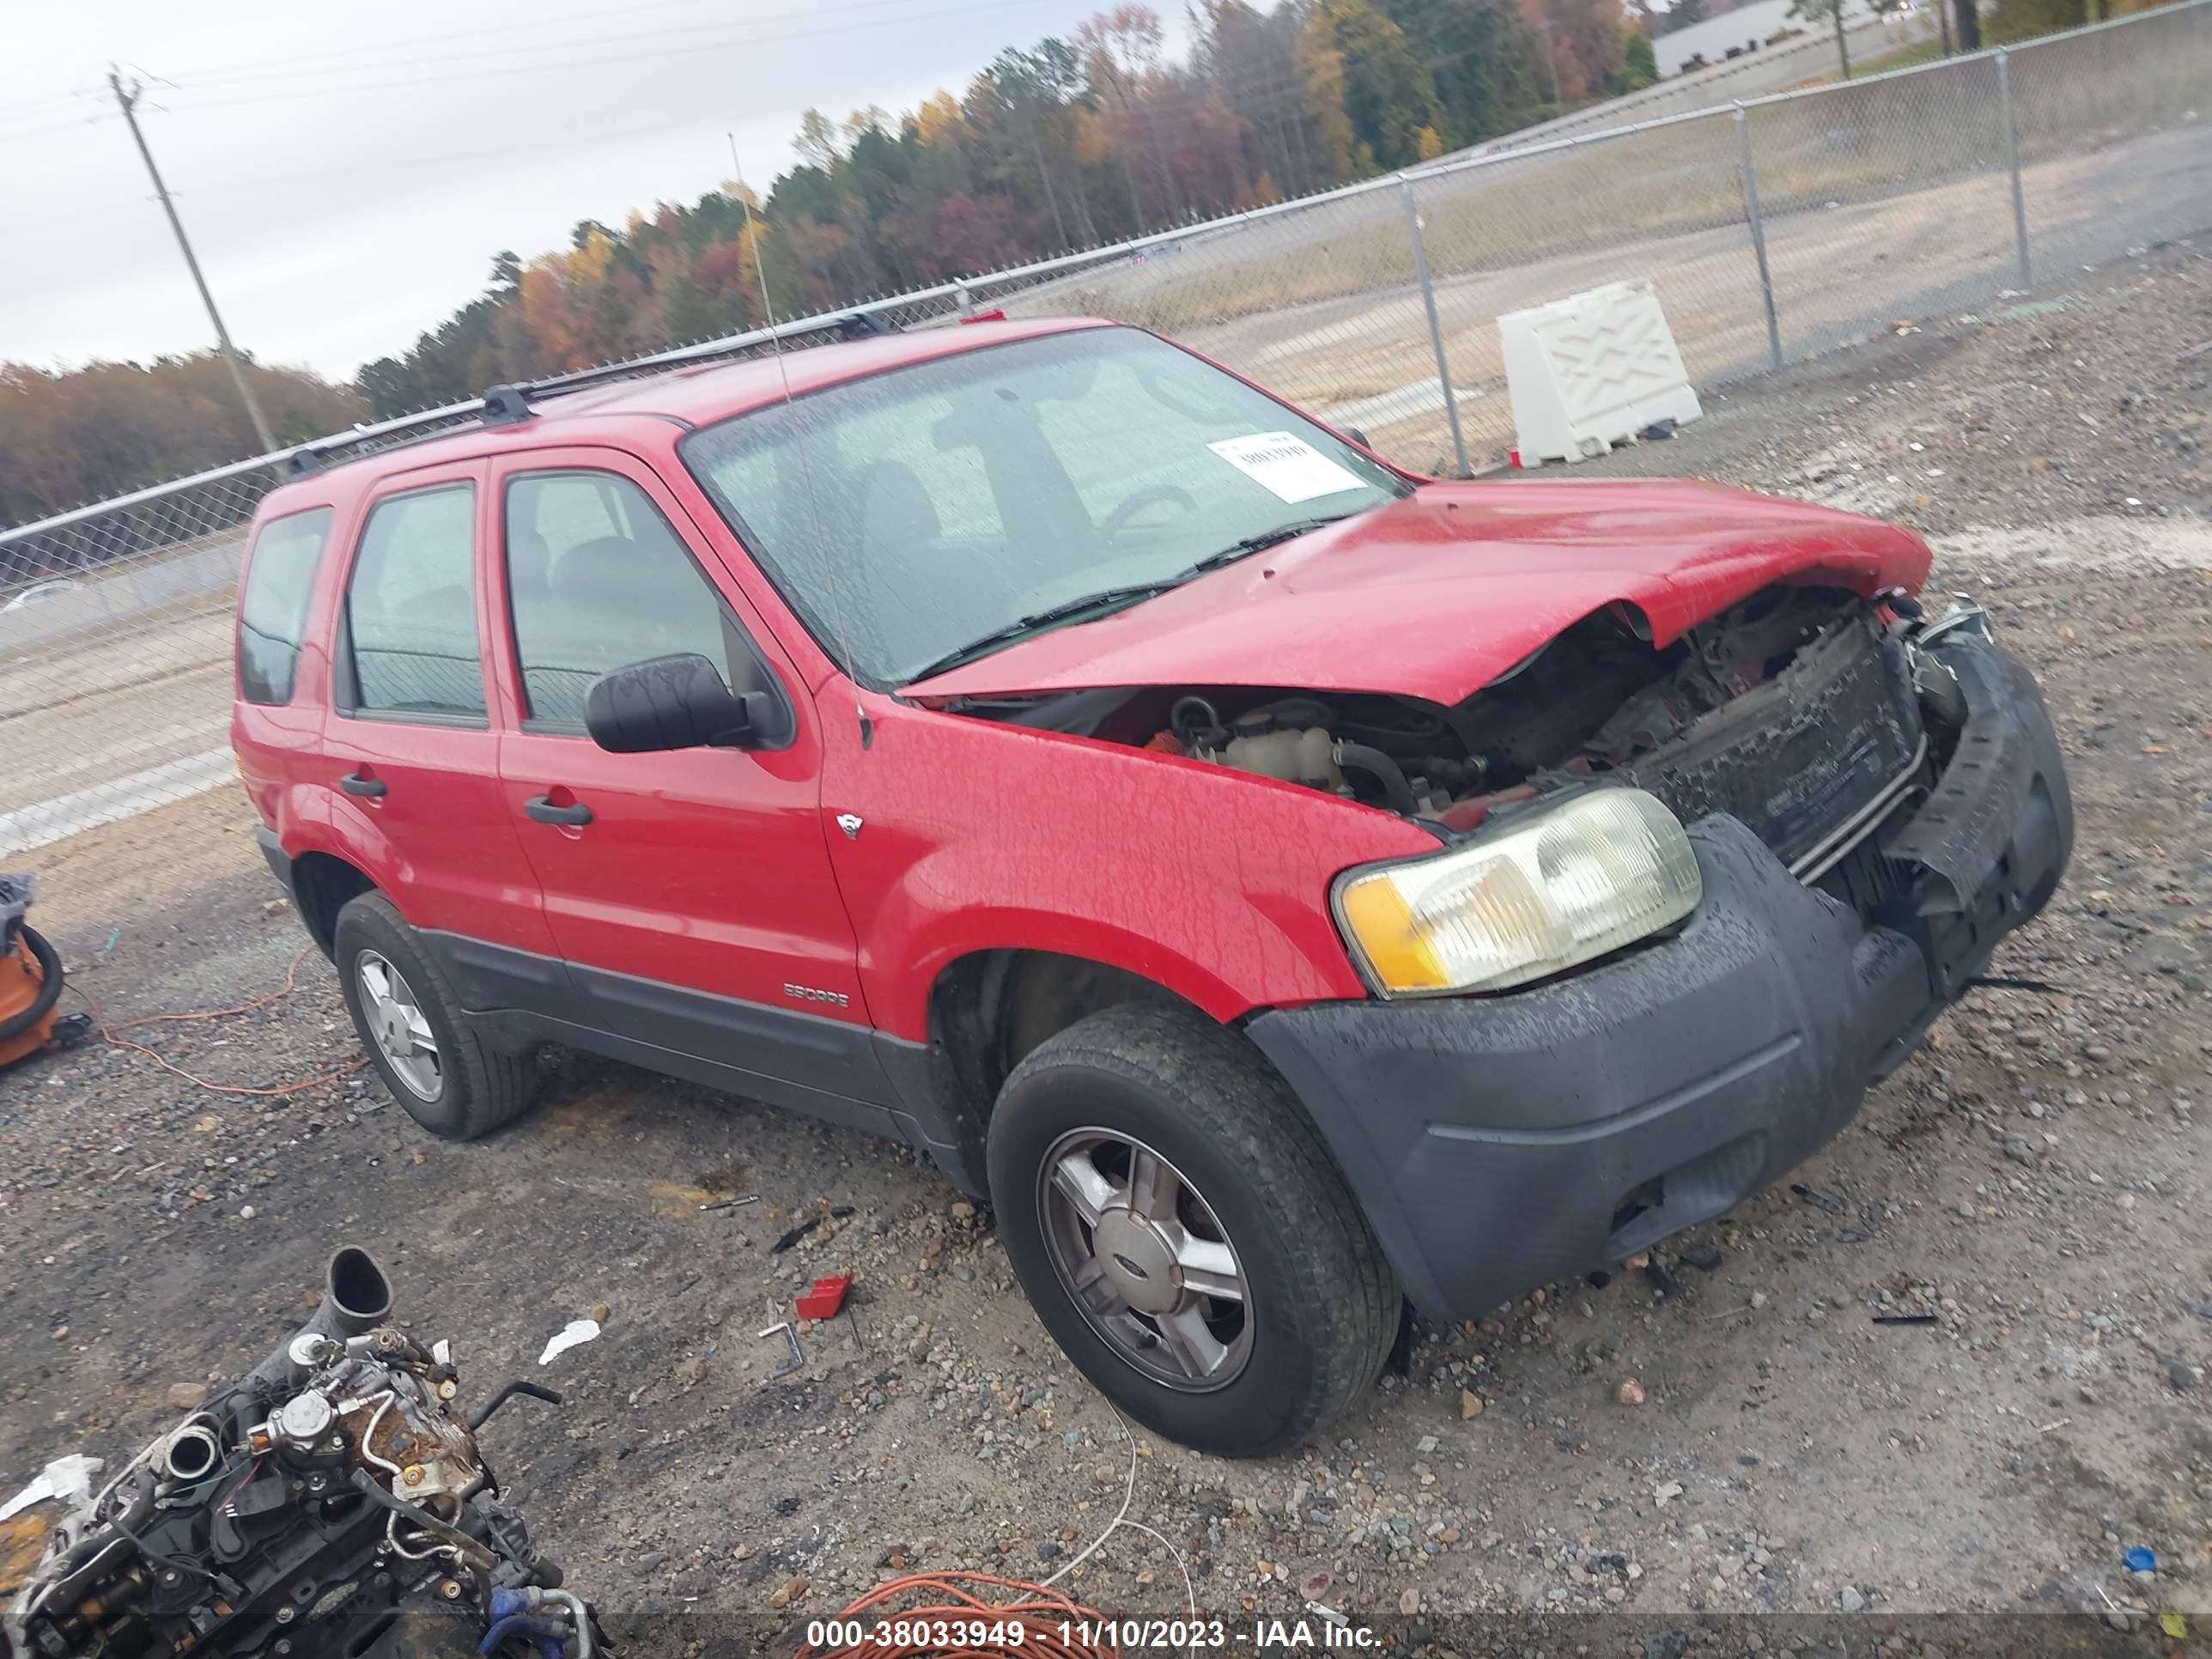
792,1572,1125,1659
69,943,365,1098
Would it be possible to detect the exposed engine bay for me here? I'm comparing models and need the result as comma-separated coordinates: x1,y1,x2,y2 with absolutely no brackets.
955,584,1952,887
3,1249,599,1659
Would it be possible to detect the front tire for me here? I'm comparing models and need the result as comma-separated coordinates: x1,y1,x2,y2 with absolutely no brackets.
333,893,536,1140
988,1005,1399,1457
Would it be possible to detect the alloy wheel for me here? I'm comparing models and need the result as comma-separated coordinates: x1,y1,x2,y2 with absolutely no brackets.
1036,1127,1253,1392
356,951,441,1102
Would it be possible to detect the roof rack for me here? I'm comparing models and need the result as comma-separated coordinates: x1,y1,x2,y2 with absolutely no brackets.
469,310,898,428
283,309,903,478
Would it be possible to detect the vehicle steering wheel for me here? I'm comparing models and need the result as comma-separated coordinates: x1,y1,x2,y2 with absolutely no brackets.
1098,483,1200,539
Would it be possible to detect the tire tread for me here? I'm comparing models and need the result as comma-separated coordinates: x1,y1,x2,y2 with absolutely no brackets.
994,1004,1400,1454
335,893,534,1139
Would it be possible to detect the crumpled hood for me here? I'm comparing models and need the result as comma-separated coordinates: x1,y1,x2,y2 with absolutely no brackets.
903,478,1932,707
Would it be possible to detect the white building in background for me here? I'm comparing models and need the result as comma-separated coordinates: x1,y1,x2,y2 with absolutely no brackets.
1654,0,1890,76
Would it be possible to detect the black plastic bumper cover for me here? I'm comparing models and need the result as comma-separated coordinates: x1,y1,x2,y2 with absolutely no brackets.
1246,635,2072,1318
255,825,294,895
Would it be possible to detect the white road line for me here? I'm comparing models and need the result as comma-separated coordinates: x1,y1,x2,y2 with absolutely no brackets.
0,748,236,857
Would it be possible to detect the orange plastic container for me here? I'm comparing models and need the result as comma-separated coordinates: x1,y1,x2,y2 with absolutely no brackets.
0,925,59,1069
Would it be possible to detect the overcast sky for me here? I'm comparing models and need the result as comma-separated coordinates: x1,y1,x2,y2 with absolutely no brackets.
1,0,1158,382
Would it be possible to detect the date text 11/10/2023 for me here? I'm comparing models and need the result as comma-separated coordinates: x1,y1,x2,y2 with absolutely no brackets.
1057,1621,1378,1650
801,1617,1380,1650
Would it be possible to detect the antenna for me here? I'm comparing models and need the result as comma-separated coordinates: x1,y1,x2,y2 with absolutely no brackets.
729,136,871,749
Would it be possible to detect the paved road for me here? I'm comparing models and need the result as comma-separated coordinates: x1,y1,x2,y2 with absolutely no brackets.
0,536,242,658
1148,121,2209,472
1456,11,1921,158
0,575,239,836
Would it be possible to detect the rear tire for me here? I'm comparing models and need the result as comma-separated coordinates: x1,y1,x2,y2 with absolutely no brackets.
333,893,536,1140
988,1004,1399,1458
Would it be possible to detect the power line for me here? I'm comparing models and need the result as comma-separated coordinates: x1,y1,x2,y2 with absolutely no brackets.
118,0,1065,115
147,0,942,87
0,70,113,118
19,106,753,230
0,91,100,122
0,109,119,146
170,0,1041,93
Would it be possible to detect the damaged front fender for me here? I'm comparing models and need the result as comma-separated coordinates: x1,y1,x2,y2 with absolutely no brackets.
1883,627,2074,920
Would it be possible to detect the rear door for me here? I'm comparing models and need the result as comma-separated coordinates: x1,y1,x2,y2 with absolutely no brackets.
484,449,882,1112
322,462,559,979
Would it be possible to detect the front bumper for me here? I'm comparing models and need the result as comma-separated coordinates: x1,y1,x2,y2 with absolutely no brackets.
1246,634,2072,1318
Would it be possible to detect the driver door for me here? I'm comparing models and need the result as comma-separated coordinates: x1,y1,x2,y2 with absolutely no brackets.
485,448,881,1104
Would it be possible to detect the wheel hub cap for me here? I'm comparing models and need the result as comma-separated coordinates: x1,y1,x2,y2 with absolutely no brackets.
1036,1127,1254,1393
1092,1212,1181,1314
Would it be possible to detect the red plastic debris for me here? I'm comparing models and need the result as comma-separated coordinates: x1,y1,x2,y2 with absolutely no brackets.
1508,447,1523,469
795,1274,852,1321
957,308,1008,325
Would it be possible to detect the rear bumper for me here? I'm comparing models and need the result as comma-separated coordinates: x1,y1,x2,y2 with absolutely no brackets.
1246,633,2071,1318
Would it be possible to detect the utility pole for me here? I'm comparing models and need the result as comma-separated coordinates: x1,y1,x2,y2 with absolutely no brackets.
108,67,276,455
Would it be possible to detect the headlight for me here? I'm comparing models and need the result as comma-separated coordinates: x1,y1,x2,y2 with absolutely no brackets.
1334,788,1702,997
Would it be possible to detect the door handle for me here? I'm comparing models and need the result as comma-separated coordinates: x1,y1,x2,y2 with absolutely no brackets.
339,771,387,798
525,794,593,827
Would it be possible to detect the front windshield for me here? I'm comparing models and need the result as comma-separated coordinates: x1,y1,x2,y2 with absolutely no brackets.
680,327,1410,685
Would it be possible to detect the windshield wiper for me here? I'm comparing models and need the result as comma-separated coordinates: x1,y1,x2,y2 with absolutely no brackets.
1177,514,1359,576
903,581,1184,682
902,515,1361,684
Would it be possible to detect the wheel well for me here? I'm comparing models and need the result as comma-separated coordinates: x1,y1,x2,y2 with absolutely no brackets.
291,853,375,957
929,950,1199,1128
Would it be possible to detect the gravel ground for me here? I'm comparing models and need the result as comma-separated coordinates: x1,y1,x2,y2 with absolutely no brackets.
2,241,2209,1649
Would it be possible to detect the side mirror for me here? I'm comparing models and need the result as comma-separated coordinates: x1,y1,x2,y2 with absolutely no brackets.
584,653,769,754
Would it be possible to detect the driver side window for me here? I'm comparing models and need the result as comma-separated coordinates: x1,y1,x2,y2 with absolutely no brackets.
501,471,762,730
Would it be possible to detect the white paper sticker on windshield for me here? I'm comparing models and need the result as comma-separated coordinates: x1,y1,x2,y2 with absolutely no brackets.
1206,432,1364,504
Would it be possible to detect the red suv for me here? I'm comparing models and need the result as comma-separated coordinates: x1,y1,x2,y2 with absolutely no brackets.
233,318,2071,1456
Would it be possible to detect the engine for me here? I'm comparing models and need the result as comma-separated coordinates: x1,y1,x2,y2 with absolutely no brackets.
987,586,1876,819
948,582,1950,885
3,1249,599,1659
1163,692,1483,817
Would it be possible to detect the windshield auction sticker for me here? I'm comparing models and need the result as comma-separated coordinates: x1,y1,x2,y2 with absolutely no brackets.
1206,432,1365,503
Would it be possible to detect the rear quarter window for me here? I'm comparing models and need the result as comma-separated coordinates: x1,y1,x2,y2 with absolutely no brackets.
238,506,335,705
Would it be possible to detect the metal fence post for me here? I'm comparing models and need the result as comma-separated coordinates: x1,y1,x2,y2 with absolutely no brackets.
1734,105,1784,373
1996,50,2033,289
1400,174,1472,478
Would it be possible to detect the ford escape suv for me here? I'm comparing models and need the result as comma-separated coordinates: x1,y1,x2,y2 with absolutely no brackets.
233,317,2072,1457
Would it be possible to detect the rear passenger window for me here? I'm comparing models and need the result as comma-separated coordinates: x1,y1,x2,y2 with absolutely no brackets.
503,471,749,728
238,507,333,705
343,483,484,720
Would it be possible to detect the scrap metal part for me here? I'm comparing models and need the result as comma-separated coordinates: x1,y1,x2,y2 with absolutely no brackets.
2,1248,604,1659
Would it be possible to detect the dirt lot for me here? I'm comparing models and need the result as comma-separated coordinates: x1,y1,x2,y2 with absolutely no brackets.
2,243,2209,1648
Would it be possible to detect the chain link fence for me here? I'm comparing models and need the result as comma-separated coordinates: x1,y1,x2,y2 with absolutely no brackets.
3,0,2207,870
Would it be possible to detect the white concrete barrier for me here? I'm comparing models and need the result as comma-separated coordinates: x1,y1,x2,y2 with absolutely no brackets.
1498,278,1703,465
